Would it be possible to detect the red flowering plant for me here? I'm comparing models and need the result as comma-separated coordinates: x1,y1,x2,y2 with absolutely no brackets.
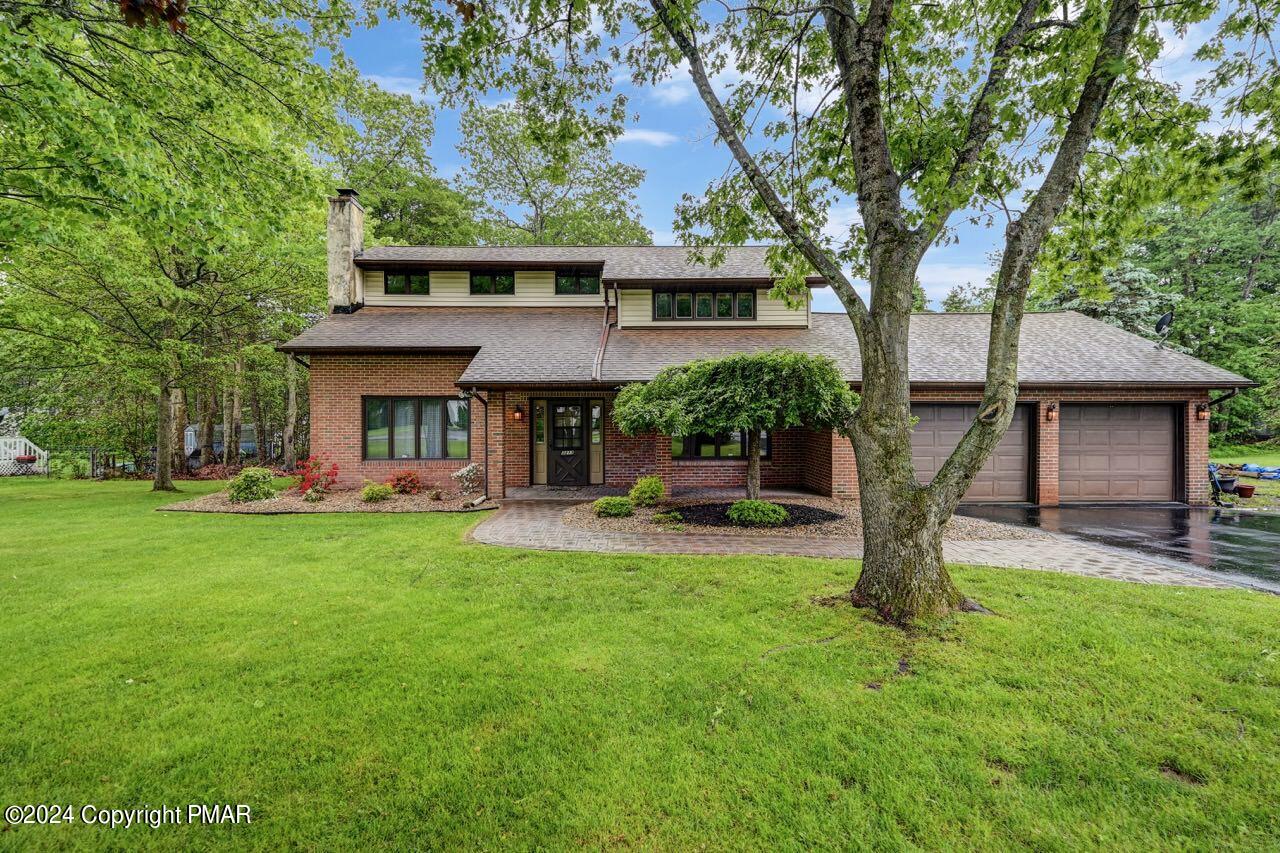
388,470,422,495
295,456,339,502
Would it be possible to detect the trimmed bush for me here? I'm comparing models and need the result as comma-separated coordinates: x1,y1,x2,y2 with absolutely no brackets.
389,470,422,495
629,475,665,507
593,496,634,518
227,467,276,503
451,462,482,494
361,481,394,502
652,510,683,524
726,499,789,527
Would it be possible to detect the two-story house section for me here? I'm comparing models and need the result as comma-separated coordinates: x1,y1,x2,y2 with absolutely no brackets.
281,189,1253,504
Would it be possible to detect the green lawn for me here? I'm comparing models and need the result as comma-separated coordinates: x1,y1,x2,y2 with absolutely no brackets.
2,480,1279,850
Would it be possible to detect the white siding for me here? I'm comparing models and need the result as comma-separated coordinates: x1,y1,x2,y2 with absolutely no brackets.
363,269,604,307
617,288,808,328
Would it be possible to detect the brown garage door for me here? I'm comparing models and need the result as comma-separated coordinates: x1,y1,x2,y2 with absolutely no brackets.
1059,404,1176,502
911,404,1031,502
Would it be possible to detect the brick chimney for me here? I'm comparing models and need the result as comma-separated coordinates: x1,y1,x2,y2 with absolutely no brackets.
327,188,364,313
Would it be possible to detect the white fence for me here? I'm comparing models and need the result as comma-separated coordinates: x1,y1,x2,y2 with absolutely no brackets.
0,436,48,476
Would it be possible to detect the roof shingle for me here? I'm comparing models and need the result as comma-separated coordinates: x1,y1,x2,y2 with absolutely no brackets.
280,308,1253,388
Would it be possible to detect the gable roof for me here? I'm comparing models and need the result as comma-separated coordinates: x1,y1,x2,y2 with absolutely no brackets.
354,245,822,283
280,308,1253,389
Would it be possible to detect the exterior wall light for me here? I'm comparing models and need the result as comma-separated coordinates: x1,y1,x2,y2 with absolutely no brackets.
513,405,525,422
1196,403,1210,421
1045,402,1058,422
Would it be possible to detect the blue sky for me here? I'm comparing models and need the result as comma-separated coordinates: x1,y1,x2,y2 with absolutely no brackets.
343,17,1217,312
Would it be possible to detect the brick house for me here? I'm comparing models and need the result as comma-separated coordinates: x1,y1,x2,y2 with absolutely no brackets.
280,189,1254,506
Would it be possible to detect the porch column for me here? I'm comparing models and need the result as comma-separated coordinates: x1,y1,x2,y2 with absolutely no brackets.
1036,399,1060,506
486,390,506,499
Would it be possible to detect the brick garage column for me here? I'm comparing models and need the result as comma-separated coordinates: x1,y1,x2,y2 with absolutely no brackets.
832,430,858,500
484,390,505,499
1036,399,1060,506
1185,396,1210,506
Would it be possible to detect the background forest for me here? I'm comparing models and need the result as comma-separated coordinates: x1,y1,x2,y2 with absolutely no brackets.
1,0,1275,490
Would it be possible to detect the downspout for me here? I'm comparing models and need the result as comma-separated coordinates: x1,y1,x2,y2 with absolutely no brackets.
1208,388,1240,408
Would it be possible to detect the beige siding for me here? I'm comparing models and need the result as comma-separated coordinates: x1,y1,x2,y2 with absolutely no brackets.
617,288,808,328
363,269,604,307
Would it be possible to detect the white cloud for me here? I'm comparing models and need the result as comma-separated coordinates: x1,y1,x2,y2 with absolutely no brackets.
618,128,680,147
916,262,995,303
822,204,862,243
364,74,434,103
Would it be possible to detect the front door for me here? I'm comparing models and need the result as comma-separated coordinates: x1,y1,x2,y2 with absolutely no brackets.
550,401,587,485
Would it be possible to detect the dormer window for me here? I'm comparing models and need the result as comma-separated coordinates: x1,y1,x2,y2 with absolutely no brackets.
555,269,601,295
470,270,516,295
385,272,429,295
654,289,755,321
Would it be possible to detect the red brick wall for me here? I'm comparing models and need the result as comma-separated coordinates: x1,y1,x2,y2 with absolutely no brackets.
308,354,480,491
309,353,1212,506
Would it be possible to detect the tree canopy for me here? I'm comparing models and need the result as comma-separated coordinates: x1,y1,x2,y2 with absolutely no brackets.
613,351,859,499
458,104,652,245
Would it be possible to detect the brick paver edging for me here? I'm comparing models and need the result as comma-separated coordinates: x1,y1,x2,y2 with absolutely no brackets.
469,501,1245,590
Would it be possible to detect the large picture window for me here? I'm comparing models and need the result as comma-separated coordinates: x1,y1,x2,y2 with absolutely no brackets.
555,269,601,295
470,270,516,295
364,397,470,460
384,272,430,295
671,430,771,460
654,289,755,321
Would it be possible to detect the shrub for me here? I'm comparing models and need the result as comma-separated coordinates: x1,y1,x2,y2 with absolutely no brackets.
652,510,683,524
295,456,338,500
361,481,394,502
593,496,634,517
389,470,422,495
451,462,482,494
629,475,665,507
426,489,442,501
227,467,276,503
726,499,789,527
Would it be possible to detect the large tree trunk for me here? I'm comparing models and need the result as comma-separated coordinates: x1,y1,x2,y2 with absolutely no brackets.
745,429,761,500
170,386,187,476
282,356,298,472
250,381,267,465
153,376,176,492
199,384,217,466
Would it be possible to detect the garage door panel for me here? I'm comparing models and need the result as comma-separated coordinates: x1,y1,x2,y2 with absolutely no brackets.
1058,404,1175,502
911,404,1030,502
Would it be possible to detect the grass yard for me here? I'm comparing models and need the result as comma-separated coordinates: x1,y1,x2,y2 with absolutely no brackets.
2,480,1279,850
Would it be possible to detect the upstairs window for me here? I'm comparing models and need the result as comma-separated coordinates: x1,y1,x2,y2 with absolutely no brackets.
384,272,430,295
555,269,601,295
470,270,516,295
654,289,755,321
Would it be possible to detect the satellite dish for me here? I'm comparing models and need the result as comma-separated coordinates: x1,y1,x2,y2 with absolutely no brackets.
1154,310,1174,349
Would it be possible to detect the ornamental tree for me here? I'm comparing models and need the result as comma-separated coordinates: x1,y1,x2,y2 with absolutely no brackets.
612,351,859,500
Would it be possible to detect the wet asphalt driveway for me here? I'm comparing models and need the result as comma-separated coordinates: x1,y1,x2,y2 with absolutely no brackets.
957,505,1280,592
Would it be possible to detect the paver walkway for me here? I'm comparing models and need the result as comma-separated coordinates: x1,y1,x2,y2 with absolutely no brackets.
471,501,1244,590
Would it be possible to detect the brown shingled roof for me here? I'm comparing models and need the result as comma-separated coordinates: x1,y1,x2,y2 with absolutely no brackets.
280,308,1253,388
354,245,821,283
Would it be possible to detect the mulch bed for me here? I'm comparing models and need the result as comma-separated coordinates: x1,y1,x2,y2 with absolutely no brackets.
675,501,845,529
563,496,1053,541
159,488,497,514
